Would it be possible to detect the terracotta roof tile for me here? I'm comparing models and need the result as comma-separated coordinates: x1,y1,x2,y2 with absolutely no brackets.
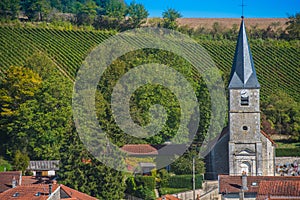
256,180,300,199
22,176,52,185
60,184,98,200
121,144,188,156
219,175,300,194
0,171,22,193
0,184,59,200
121,144,159,155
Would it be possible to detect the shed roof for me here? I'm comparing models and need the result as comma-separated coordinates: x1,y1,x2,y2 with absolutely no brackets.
27,160,59,171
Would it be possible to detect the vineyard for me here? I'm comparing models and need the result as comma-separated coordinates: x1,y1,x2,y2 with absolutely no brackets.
0,26,299,102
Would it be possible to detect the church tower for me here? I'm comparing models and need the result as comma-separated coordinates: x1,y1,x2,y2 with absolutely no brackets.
204,17,275,180
228,17,263,176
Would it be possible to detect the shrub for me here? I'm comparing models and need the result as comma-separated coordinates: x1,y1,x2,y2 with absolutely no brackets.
126,176,156,199
276,148,300,157
168,174,203,189
135,176,156,190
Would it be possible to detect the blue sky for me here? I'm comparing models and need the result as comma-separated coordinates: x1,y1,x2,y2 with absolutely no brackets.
124,0,299,18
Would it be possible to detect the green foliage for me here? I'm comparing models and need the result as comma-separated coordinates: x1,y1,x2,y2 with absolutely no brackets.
162,8,182,29
126,175,156,200
58,129,126,199
105,0,126,19
74,0,98,25
276,148,300,157
12,150,29,173
21,0,51,21
261,90,300,137
286,13,300,40
127,0,149,27
0,157,12,171
168,174,203,189
0,0,20,19
134,176,156,190
170,151,205,175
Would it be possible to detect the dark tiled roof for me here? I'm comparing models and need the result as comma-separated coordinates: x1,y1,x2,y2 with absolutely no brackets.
0,184,59,200
228,19,260,89
60,184,98,200
219,175,300,194
0,171,22,193
27,160,59,171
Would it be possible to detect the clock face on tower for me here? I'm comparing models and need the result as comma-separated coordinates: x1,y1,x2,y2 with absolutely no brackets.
240,89,249,98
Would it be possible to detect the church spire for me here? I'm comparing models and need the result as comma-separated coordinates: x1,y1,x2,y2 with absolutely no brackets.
228,18,260,89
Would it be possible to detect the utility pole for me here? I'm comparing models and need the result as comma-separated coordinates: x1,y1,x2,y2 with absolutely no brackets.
193,156,195,200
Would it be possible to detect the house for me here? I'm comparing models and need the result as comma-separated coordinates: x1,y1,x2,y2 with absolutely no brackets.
0,171,22,193
0,171,97,199
0,179,97,200
121,144,187,173
219,174,300,199
27,160,59,177
205,16,276,180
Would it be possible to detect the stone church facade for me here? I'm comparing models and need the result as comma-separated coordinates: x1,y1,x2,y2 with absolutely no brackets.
205,18,276,180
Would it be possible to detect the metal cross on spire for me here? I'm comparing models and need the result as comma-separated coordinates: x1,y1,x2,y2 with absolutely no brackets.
240,0,247,18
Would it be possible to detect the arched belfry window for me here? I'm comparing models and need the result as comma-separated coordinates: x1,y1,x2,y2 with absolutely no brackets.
240,90,249,106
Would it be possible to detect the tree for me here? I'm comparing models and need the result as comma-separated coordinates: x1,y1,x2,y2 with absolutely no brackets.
169,150,205,175
286,12,300,40
12,150,30,174
162,8,182,29
0,0,20,19
74,0,98,25
127,1,148,27
261,90,300,139
58,129,126,199
0,66,42,118
21,0,51,21
105,0,127,20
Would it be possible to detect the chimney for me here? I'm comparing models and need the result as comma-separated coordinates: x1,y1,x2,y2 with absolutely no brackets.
12,176,17,188
49,184,53,195
241,172,248,191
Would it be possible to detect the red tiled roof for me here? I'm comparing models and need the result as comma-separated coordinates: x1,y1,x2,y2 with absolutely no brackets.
256,180,300,200
219,175,300,194
0,184,59,200
22,176,52,185
60,184,98,200
121,144,188,156
157,194,182,200
121,144,159,155
0,171,22,193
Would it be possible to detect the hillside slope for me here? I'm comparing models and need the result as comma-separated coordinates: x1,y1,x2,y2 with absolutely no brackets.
0,27,299,102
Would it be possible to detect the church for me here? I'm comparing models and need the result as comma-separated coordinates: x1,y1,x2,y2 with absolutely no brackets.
204,18,276,180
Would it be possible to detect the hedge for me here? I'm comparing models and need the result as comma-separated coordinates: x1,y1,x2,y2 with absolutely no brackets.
168,174,203,189
276,148,300,157
134,176,156,190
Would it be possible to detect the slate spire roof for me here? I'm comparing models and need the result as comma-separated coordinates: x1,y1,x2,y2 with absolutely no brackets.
228,18,260,89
